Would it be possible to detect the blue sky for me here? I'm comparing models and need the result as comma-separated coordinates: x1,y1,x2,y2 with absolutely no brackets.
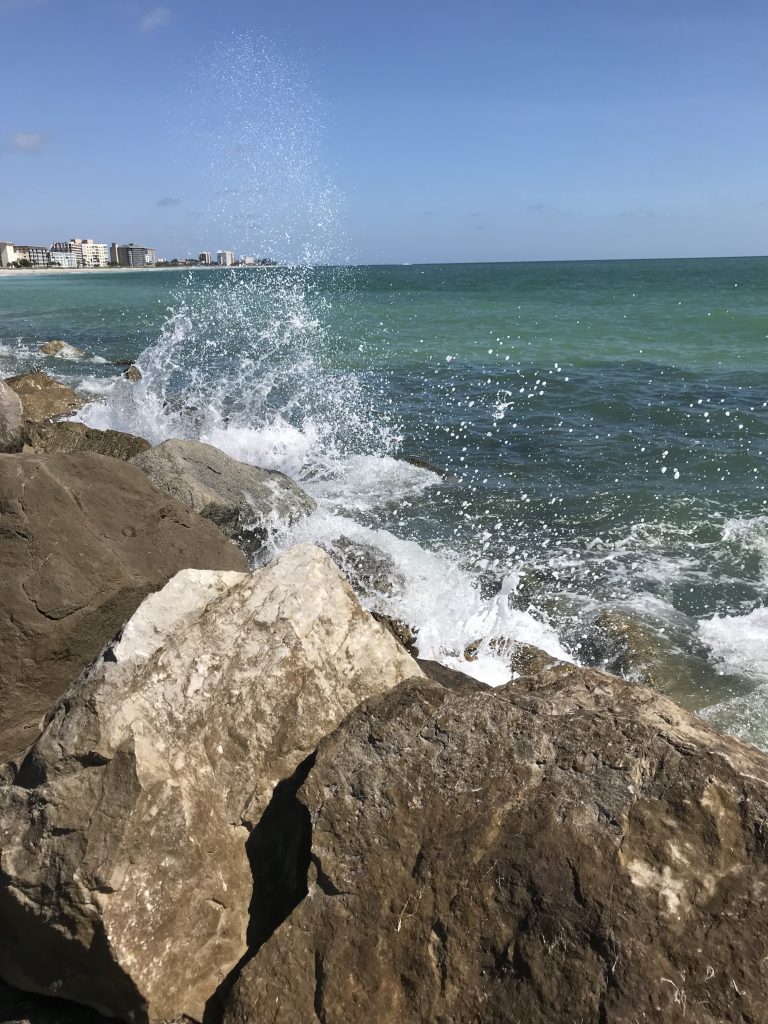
1,0,767,263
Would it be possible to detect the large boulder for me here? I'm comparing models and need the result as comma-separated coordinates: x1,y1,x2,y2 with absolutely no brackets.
131,439,316,556
0,452,246,761
24,421,151,460
4,371,84,423
226,662,768,1024
0,545,421,1024
0,381,24,453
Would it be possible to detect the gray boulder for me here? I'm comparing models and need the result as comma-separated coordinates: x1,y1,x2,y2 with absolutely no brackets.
0,381,24,453
0,452,246,761
0,545,421,1024
226,662,768,1024
24,421,151,460
131,439,316,555
4,371,84,424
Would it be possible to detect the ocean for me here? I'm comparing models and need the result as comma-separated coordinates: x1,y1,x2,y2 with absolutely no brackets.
1,258,767,743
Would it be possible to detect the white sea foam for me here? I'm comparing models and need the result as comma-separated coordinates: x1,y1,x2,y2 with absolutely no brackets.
698,606,768,684
268,507,572,685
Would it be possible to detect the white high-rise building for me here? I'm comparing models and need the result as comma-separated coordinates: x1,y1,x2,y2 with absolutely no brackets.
51,238,109,268
49,249,78,268
217,250,235,267
198,251,212,265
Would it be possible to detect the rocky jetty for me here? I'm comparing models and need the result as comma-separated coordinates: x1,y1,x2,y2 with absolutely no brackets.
2,371,767,1024
131,439,316,556
0,451,245,760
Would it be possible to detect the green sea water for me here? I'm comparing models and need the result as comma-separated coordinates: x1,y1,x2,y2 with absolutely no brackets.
2,258,767,740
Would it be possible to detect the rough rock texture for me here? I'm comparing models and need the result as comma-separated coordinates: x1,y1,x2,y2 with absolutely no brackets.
374,612,419,656
0,452,246,760
0,546,421,1024
322,536,404,602
131,439,316,555
4,371,84,423
226,662,768,1024
24,422,150,460
123,365,142,382
0,381,24,453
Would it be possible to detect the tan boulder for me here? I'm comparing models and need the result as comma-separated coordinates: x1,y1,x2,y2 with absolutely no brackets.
0,545,421,1023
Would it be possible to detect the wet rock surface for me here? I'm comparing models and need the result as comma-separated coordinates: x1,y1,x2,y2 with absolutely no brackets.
0,546,421,1024
322,536,405,601
0,451,246,761
226,664,768,1024
0,381,24,453
131,439,316,556
24,422,150,460
4,371,84,424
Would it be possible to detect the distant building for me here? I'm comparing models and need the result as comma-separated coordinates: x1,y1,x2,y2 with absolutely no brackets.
0,242,49,269
198,251,212,265
52,238,109,268
0,242,16,268
49,249,78,268
217,250,235,267
110,242,157,268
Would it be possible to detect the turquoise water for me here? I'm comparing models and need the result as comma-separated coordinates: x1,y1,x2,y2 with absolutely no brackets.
2,259,767,737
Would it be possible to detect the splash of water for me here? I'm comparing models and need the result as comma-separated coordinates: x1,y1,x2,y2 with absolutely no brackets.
77,34,575,687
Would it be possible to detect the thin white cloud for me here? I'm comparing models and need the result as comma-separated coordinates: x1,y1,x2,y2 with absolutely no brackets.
9,132,47,153
157,196,181,207
139,5,170,32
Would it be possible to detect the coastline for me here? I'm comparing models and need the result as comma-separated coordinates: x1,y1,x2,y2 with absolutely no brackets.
0,266,222,279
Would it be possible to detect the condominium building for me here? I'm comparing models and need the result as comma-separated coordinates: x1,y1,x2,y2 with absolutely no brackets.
49,249,78,268
198,251,212,264
0,242,50,269
51,238,109,268
110,242,157,268
217,250,235,266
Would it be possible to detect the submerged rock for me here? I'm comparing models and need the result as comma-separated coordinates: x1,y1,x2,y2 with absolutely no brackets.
123,364,142,382
0,546,421,1024
131,439,316,556
0,452,246,761
39,340,85,359
24,421,150,460
4,370,84,423
226,663,768,1024
0,381,24,453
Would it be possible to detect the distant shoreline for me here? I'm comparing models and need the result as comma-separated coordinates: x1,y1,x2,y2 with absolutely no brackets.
0,266,257,279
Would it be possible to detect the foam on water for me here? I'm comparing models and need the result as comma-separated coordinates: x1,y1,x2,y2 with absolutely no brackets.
266,507,572,685
698,607,768,685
